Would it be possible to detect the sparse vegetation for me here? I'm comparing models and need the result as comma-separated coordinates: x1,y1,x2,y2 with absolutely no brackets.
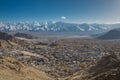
0,31,120,80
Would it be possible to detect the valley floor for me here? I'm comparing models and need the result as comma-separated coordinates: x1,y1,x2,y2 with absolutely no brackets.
0,37,120,80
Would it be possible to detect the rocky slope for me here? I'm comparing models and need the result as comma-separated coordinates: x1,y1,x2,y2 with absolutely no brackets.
70,53,120,80
0,56,52,80
0,31,22,51
88,53,120,80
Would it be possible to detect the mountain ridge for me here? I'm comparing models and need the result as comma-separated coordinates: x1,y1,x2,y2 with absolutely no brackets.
97,28,120,40
0,21,120,34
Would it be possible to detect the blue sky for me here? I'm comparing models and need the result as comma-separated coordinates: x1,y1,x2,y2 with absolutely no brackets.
0,0,120,23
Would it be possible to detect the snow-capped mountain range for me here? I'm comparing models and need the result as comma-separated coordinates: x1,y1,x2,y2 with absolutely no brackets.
0,21,120,33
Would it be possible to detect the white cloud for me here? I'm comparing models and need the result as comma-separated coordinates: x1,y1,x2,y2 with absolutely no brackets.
61,16,66,20
52,21,56,24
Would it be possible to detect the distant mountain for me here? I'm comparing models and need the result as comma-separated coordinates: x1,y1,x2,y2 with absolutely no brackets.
14,32,36,39
97,28,120,40
0,21,120,35
0,31,14,41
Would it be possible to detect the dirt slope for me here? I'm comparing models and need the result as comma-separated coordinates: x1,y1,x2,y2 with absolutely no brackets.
0,57,52,80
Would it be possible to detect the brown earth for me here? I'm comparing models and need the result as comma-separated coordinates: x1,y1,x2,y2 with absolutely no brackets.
0,57,52,80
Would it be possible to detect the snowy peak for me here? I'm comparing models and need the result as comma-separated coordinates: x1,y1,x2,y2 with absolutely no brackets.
0,21,120,33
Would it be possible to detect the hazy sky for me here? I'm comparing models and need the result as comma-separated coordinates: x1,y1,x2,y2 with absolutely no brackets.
0,0,120,23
